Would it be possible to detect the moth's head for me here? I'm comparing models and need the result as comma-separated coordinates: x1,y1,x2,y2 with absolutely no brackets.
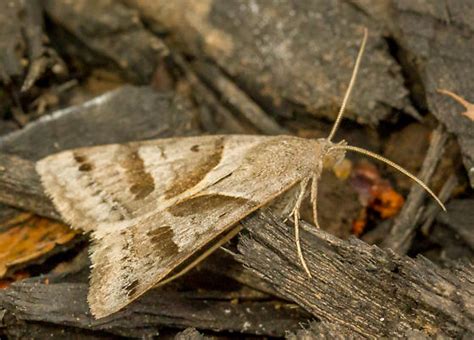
318,139,347,169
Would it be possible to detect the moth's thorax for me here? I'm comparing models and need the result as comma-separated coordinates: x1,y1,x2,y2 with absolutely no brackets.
238,136,323,177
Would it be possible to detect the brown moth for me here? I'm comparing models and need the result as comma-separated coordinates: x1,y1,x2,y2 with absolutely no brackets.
36,29,445,318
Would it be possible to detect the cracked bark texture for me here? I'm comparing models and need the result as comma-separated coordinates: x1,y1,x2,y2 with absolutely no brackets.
0,281,307,338
124,0,416,125
0,0,64,89
43,0,169,84
237,212,473,338
354,0,474,186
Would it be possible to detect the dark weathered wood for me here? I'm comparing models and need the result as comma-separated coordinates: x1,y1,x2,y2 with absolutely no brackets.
0,320,116,340
0,0,27,83
381,125,448,254
0,85,200,161
125,0,415,124
21,1,65,92
420,173,458,236
389,0,474,187
0,281,308,338
0,153,59,220
437,199,474,250
287,320,445,340
199,249,283,299
175,328,207,340
0,0,63,90
43,0,169,84
172,53,251,134
287,321,357,340
192,61,287,135
237,211,474,338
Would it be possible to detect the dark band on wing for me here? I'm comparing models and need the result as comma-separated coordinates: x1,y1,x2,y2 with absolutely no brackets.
119,225,179,298
147,225,179,259
120,146,155,200
165,138,225,199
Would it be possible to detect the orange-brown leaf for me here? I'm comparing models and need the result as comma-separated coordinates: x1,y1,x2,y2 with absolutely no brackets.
351,210,367,236
371,187,405,219
350,161,405,236
0,213,77,279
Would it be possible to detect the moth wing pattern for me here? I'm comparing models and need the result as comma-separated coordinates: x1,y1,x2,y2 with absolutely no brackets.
36,135,322,317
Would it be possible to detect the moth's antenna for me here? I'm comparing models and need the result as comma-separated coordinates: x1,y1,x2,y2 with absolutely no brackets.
332,144,446,211
327,28,368,142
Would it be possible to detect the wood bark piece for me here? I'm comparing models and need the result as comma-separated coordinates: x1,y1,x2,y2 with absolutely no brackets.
198,249,283,299
43,0,169,84
20,1,65,92
237,211,474,338
420,173,458,236
175,328,208,340
0,85,199,161
389,0,474,187
437,199,474,251
0,281,307,337
0,153,58,220
0,0,23,84
0,0,64,89
381,125,448,254
287,320,445,339
125,0,415,124
172,54,251,134
192,61,287,135
287,321,358,340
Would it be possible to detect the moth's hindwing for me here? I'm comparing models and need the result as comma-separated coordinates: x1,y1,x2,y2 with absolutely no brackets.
36,135,320,317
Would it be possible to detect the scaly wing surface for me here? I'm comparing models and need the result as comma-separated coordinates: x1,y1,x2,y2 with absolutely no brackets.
36,135,311,317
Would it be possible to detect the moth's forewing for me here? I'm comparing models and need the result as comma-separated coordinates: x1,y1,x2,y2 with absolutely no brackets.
36,135,322,317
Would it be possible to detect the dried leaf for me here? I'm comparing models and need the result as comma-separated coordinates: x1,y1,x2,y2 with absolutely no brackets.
438,89,474,121
371,188,405,219
0,213,77,278
350,161,405,235
352,210,367,237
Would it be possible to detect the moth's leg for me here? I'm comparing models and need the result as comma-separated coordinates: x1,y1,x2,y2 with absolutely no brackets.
310,173,321,229
292,177,312,278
